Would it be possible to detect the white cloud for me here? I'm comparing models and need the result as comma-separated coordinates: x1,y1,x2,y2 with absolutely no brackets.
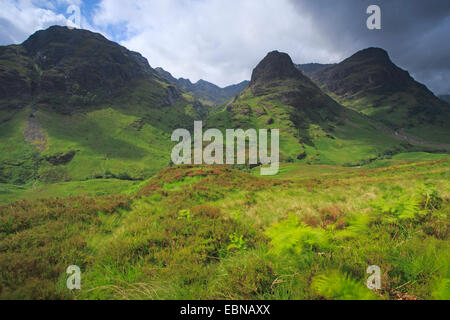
0,0,87,45
0,0,69,43
92,0,343,87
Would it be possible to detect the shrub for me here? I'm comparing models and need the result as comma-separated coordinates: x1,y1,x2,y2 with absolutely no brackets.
265,215,330,256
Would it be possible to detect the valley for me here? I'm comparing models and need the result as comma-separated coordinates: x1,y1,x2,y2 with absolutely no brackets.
0,26,448,300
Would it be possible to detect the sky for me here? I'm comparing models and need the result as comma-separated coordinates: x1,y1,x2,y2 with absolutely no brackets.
0,0,449,94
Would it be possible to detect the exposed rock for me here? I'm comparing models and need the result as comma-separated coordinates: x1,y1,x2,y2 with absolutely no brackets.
24,113,47,152
164,85,180,106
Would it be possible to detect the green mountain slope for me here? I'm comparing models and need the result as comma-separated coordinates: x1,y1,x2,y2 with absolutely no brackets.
208,51,407,165
0,26,206,185
309,48,450,143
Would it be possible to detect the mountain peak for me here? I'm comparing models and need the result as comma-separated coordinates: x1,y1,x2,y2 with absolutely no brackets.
23,25,108,54
346,47,391,64
250,50,304,86
1,25,164,108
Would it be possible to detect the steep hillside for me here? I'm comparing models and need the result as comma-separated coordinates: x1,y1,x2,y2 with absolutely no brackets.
0,26,206,185
155,67,249,105
310,48,450,143
208,51,406,165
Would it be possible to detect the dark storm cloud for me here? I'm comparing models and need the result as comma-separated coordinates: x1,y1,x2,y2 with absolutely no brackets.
291,0,450,94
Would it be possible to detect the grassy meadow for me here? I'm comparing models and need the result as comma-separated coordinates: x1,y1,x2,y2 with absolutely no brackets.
1,153,448,300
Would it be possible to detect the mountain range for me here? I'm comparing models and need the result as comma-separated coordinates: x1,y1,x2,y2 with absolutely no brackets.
0,25,449,301
155,67,249,105
0,26,448,186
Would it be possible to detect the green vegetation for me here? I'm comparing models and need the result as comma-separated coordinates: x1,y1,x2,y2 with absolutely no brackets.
0,27,449,301
1,159,448,300
209,80,408,166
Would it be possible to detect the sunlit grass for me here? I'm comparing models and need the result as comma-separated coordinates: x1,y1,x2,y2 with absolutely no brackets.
1,158,449,300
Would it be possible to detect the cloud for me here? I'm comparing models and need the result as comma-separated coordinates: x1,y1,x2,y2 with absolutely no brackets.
0,0,68,44
92,0,343,87
0,0,88,45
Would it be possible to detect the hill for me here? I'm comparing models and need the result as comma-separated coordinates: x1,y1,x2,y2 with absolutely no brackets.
309,48,450,143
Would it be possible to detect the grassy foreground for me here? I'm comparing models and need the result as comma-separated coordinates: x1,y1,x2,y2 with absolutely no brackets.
0,157,449,300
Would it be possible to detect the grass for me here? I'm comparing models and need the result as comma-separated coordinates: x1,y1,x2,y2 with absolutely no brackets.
38,107,173,181
0,179,142,206
1,157,448,300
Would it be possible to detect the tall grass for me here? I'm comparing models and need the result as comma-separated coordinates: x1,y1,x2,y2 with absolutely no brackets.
0,160,448,299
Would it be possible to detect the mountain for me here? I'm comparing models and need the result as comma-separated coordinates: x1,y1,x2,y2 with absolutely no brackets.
155,67,249,105
1,27,447,187
208,50,404,164
0,26,206,185
439,94,450,104
309,47,450,143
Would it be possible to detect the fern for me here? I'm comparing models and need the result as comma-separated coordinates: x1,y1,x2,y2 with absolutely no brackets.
334,213,371,239
227,232,247,251
312,271,378,300
177,209,192,221
265,215,330,256
371,190,424,223
431,278,450,300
